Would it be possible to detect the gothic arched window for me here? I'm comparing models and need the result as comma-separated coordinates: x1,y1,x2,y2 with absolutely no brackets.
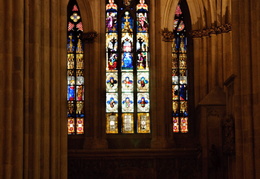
67,0,85,134
172,3,189,133
105,0,150,134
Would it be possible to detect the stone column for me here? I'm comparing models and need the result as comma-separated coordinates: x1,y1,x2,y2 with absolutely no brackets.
232,0,260,178
0,0,68,178
0,0,24,178
151,0,169,148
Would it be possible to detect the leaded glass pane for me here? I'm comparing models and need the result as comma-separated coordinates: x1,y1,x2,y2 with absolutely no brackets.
106,73,118,92
106,93,119,112
121,73,134,92
67,1,85,134
137,93,150,112
137,113,150,133
122,113,134,133
137,72,149,92
106,113,118,133
172,3,188,133
122,93,134,112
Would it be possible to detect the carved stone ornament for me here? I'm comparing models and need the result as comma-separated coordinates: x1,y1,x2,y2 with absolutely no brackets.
83,31,98,43
190,23,232,38
161,28,175,42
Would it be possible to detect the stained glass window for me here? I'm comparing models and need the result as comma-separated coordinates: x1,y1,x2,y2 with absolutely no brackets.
172,4,188,133
67,0,84,134
106,0,150,134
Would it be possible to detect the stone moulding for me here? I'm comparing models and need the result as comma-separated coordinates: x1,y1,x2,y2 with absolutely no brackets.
161,28,175,42
190,23,232,38
161,23,231,41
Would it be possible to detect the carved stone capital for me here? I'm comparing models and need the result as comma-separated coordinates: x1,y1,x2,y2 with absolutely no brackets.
161,28,174,42
83,31,98,43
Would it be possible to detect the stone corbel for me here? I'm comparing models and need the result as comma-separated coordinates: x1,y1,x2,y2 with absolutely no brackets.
83,31,98,43
161,28,174,42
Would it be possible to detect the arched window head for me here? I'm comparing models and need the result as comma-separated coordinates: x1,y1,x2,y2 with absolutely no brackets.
105,0,150,134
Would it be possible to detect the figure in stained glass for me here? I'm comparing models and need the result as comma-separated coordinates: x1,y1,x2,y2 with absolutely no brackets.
67,34,75,53
68,102,74,117
107,77,117,87
138,76,148,87
122,97,133,108
108,53,118,70
137,52,146,70
136,34,148,51
76,54,83,69
68,86,75,101
76,38,83,53
137,13,148,32
138,97,148,107
122,38,133,52
76,101,84,116
179,84,187,100
107,97,118,108
122,52,133,69
122,12,133,33
107,35,118,51
76,86,84,101
122,76,133,87
67,54,74,69
106,12,117,32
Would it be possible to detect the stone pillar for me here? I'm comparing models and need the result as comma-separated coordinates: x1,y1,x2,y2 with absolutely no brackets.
0,0,24,178
232,0,260,178
0,0,68,178
151,0,169,148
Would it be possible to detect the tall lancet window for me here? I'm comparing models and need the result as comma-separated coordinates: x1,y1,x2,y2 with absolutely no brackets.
172,4,188,133
67,0,85,135
105,0,150,134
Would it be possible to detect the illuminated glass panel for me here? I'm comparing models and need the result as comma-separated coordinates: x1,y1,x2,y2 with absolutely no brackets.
106,113,118,133
172,4,188,133
67,1,84,134
106,0,150,134
137,113,150,133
